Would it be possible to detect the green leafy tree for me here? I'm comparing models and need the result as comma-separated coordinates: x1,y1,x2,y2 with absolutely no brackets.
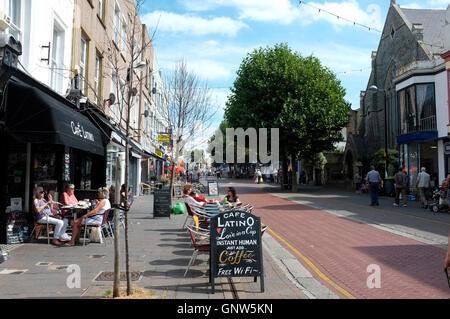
370,148,399,177
224,43,350,190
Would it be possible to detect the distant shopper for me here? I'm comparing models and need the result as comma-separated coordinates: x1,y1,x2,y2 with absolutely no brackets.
416,167,431,208
393,166,408,207
365,165,382,206
354,172,362,194
445,173,450,204
120,184,134,209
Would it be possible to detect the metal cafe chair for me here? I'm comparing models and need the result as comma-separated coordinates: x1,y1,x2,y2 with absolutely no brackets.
30,218,51,245
184,225,210,277
82,210,113,246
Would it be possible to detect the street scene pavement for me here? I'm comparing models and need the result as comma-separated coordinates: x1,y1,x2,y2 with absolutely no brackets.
1,178,449,299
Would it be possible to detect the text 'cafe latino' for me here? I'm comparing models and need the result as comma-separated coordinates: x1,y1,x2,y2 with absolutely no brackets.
0,70,107,244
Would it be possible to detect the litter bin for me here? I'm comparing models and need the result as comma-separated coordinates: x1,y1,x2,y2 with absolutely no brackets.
383,178,395,197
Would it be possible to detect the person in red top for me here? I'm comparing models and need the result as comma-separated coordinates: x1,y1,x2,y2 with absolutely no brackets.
61,184,78,205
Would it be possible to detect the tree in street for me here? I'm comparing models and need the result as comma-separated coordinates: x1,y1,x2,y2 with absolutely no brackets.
164,60,217,199
224,43,350,190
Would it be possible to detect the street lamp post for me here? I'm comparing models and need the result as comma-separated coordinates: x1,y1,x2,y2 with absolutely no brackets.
368,85,389,178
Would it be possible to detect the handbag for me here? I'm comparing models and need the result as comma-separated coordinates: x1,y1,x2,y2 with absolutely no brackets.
89,227,103,244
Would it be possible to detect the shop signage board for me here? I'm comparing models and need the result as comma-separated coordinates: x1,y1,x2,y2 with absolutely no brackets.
158,134,171,144
208,180,219,196
445,142,450,155
153,187,171,219
210,210,264,294
155,149,163,158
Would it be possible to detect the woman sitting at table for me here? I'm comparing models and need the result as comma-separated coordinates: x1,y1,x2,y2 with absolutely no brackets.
224,187,241,204
64,187,111,246
184,184,207,209
120,184,134,209
33,187,70,246
61,184,78,205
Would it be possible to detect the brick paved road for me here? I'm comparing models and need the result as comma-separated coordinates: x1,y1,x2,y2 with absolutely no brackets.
229,179,450,299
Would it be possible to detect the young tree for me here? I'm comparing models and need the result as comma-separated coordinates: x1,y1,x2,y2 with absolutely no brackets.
81,0,158,297
224,43,350,191
165,61,217,198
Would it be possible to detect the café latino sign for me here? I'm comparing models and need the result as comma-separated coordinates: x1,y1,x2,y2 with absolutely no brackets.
71,121,95,142
210,210,264,293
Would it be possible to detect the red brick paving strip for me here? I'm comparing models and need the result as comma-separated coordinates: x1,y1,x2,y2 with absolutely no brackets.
240,192,450,299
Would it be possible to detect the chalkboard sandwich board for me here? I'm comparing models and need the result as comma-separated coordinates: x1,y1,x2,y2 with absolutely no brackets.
153,187,171,219
210,210,264,293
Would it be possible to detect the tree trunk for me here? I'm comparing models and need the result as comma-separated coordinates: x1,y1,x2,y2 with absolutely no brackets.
291,154,298,193
281,154,287,190
113,156,122,298
124,137,131,296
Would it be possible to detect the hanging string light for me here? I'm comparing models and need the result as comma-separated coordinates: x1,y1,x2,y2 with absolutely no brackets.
298,1,445,50
298,1,382,33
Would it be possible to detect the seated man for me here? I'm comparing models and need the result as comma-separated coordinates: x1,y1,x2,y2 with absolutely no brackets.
61,184,78,205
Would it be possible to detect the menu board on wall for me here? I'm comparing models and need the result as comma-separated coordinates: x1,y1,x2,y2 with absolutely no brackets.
173,184,183,198
208,181,219,196
7,211,30,243
210,210,264,293
63,152,70,181
153,187,171,218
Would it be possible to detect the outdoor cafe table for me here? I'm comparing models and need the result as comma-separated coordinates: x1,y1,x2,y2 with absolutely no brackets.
61,202,93,226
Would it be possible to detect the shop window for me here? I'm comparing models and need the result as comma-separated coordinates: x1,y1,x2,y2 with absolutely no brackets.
80,157,93,190
34,151,58,200
397,84,436,135
8,0,22,41
94,53,102,104
50,20,65,95
80,34,89,95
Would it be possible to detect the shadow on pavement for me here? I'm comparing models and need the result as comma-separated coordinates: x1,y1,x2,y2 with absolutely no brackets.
354,244,449,295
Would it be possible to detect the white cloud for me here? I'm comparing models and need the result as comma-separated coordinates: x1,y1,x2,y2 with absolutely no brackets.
399,3,425,9
141,10,248,37
182,0,383,29
188,59,233,80
182,0,301,24
427,0,450,8
299,42,372,74
298,1,383,31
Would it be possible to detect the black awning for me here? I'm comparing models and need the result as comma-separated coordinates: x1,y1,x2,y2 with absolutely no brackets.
4,77,105,156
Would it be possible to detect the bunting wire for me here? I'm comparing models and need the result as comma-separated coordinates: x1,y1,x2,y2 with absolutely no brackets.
298,1,445,50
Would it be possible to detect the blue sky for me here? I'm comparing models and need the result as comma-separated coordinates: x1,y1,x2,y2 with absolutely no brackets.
140,0,449,140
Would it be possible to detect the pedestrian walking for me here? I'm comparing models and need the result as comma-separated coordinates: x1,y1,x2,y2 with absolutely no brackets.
354,172,362,194
393,166,408,207
365,165,382,206
416,167,431,208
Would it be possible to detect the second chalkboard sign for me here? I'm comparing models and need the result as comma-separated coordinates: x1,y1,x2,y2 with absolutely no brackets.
210,210,264,293
153,187,171,219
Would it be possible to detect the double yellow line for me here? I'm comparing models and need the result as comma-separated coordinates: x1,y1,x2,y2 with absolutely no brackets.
267,227,356,299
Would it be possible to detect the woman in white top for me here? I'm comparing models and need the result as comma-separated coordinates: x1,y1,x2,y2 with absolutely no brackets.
65,187,111,246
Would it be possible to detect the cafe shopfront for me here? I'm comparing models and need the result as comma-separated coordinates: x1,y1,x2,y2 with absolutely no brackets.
0,71,107,244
